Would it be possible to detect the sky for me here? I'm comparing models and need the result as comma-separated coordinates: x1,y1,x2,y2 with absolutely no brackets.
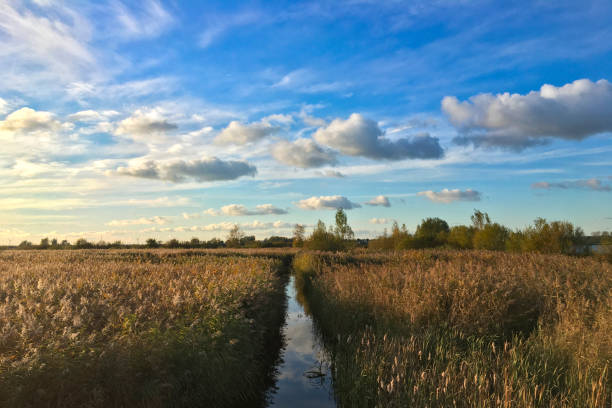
1,0,611,244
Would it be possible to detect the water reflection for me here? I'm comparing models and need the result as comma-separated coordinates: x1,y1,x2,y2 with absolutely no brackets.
268,276,335,407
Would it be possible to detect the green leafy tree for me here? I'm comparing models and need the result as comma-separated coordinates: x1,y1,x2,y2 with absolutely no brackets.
305,220,342,251
334,208,354,241
473,223,509,250
471,209,491,230
293,224,306,248
414,217,449,248
447,225,475,249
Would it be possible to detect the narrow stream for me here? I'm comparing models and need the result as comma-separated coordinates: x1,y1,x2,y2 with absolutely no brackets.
267,275,336,407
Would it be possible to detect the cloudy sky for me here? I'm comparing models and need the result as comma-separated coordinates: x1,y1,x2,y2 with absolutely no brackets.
1,0,611,244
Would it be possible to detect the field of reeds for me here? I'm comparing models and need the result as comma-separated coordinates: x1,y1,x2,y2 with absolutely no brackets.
0,249,289,407
293,250,611,407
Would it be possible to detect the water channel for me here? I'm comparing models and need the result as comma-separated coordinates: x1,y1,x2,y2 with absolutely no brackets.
267,275,336,407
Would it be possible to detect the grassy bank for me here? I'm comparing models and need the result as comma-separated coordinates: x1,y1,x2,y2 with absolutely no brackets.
0,249,288,407
294,250,611,407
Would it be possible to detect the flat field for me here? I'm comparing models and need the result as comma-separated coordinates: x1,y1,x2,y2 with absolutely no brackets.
0,249,288,407
294,250,611,407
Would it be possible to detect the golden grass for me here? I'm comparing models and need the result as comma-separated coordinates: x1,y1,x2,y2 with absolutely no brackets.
294,250,611,407
0,249,287,407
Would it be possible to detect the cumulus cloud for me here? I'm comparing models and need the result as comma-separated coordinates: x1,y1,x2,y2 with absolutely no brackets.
68,109,120,122
417,188,482,203
319,170,345,178
159,220,293,232
115,108,178,141
107,216,170,226
214,120,280,145
220,203,288,216
442,79,612,149
365,195,390,207
369,218,390,224
0,107,61,133
313,113,444,160
296,195,361,210
532,178,611,192
114,157,257,183
272,138,337,168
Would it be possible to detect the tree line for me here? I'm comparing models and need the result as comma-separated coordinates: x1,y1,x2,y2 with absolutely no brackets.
6,208,611,259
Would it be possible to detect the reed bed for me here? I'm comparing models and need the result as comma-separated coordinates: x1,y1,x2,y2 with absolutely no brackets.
294,250,611,407
0,249,287,407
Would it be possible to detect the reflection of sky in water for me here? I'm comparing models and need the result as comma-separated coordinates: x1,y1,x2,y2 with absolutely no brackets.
268,276,335,407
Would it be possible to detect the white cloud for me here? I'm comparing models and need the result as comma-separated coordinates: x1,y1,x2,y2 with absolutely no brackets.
220,203,288,216
319,170,345,178
214,120,280,145
272,138,337,168
0,1,94,81
313,113,444,160
369,218,390,224
112,0,175,39
68,109,120,122
199,11,260,48
365,195,390,207
0,107,61,134
114,157,257,183
443,79,612,149
417,188,481,203
532,178,611,192
115,108,178,141
296,195,361,210
0,97,9,115
107,216,170,226
263,113,294,124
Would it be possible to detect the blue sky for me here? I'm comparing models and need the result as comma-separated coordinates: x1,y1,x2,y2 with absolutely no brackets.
1,0,611,244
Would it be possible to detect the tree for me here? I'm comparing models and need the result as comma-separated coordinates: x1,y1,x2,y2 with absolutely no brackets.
293,224,305,247
334,208,354,241
473,223,509,250
226,225,244,248
18,240,33,248
165,238,180,248
304,220,342,251
39,237,50,249
447,225,474,249
145,238,160,248
414,217,449,248
517,218,585,254
190,237,201,248
471,209,491,230
75,238,94,249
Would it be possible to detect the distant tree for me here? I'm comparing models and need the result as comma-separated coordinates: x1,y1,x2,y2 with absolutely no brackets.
51,238,59,247
471,209,491,230
473,223,509,250
60,240,70,247
414,217,449,248
190,237,201,248
334,208,354,241
165,238,180,248
293,224,306,248
18,240,33,248
447,225,474,249
517,218,585,255
75,238,94,249
39,237,50,249
226,225,244,248
304,220,342,251
205,238,224,248
145,238,160,248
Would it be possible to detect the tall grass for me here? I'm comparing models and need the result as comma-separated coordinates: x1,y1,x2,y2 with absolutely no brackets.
294,250,611,407
0,249,288,407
